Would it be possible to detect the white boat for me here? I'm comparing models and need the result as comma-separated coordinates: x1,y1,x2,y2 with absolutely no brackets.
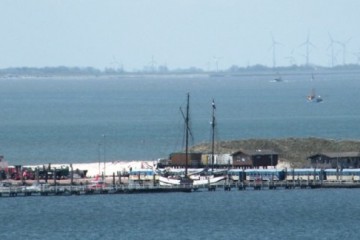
159,176,181,186
192,176,225,186
159,175,225,186
159,168,205,176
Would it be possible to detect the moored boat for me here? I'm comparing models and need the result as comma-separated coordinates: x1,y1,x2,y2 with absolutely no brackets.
158,94,225,186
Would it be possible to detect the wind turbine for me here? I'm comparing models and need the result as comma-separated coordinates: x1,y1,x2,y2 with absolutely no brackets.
149,55,157,72
327,33,337,67
353,50,360,65
110,56,124,72
285,49,296,66
335,37,352,65
213,56,221,72
269,33,283,68
299,33,315,66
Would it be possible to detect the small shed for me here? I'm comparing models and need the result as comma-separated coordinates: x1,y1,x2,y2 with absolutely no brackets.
169,152,202,168
307,152,360,168
231,149,278,168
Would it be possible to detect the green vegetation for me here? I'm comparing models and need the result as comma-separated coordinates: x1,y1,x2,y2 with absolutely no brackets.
191,137,360,168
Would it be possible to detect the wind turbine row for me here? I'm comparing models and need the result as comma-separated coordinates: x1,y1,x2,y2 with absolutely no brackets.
270,33,353,68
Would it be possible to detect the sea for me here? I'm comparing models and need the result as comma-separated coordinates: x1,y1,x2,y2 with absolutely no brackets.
1,71,360,165
1,189,360,240
1,71,360,239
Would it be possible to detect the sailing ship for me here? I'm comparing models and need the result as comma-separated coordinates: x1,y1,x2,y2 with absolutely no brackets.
159,93,193,186
159,94,225,186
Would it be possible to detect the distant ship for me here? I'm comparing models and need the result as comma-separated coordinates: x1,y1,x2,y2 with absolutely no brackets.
307,88,323,103
307,74,323,103
271,72,283,82
274,76,282,82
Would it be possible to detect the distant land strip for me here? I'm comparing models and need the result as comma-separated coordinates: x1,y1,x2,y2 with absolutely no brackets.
1,65,360,79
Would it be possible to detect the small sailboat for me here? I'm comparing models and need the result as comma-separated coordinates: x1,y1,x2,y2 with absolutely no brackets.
274,75,282,82
271,72,283,82
307,74,323,103
307,88,323,103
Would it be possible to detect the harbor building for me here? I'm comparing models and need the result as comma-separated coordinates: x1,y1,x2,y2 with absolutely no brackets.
231,149,278,169
308,152,360,169
168,152,202,168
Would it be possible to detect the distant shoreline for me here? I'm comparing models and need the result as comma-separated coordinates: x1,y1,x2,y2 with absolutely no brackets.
1,66,360,80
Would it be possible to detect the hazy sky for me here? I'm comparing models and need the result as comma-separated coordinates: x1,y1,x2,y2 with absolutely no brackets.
1,0,359,70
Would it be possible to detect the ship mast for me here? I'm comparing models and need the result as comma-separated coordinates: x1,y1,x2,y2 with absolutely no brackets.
211,99,216,172
185,93,190,177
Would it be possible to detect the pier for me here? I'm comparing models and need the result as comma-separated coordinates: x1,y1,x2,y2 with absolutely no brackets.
204,180,360,191
0,184,193,198
2,179,360,198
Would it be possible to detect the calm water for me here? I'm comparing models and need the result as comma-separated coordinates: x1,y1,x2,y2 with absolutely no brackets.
1,73,360,239
0,72,360,165
1,188,360,240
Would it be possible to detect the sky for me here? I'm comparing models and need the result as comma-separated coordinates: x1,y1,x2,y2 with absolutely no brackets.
0,0,359,71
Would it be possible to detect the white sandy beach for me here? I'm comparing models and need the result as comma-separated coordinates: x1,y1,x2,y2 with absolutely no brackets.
22,160,157,178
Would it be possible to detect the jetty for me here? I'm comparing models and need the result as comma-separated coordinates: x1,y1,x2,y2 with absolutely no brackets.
215,180,360,191
3,178,360,198
0,184,193,198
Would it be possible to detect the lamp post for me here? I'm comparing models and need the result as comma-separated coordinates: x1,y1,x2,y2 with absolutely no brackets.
98,143,102,176
103,134,106,179
270,154,274,181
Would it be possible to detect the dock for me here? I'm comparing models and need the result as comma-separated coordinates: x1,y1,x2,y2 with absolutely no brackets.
2,179,360,198
203,180,360,191
0,184,193,198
